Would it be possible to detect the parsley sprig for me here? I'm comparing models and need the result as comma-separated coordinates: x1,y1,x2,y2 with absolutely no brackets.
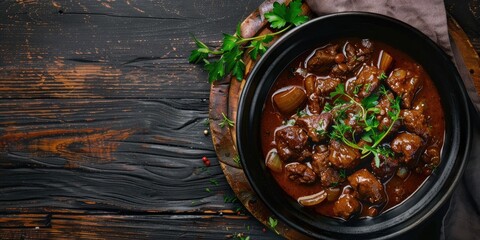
189,0,308,83
329,84,401,167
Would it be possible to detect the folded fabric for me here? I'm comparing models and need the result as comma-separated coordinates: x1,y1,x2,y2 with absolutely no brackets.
306,0,452,55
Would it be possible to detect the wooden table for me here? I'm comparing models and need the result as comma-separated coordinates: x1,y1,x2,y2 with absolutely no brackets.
0,1,478,239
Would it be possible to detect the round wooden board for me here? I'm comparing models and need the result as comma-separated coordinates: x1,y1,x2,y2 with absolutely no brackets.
209,1,480,239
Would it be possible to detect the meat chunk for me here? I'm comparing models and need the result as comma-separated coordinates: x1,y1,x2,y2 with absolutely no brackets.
386,68,421,109
304,75,323,114
348,169,386,205
346,40,373,70
376,91,401,132
311,145,341,187
327,140,361,169
275,126,312,162
306,44,338,74
311,145,330,172
285,162,316,184
295,113,333,142
330,40,373,79
421,145,441,167
346,65,381,98
333,193,361,220
371,154,399,181
401,102,430,138
316,77,341,96
320,168,341,187
391,132,424,164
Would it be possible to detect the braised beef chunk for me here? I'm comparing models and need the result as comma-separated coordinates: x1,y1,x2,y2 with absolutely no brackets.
391,132,424,164
311,145,330,172
275,126,312,162
376,91,401,132
333,192,361,219
285,162,316,184
320,168,341,187
401,102,430,138
371,154,399,181
308,93,323,114
311,145,341,187
347,40,373,70
316,77,341,96
348,169,386,205
328,140,361,169
306,45,339,74
346,65,381,98
304,75,322,114
295,113,333,142
386,68,421,109
422,146,441,166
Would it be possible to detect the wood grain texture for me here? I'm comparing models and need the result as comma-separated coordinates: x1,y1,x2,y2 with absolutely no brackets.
0,0,281,239
0,214,278,240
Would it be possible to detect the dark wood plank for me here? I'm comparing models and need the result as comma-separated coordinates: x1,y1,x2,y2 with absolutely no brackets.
0,98,243,213
0,0,257,99
0,214,279,240
0,0,281,238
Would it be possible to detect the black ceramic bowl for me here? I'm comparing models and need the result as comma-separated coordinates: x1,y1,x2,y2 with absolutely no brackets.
237,12,472,239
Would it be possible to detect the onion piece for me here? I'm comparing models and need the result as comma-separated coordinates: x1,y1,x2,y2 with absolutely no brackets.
273,86,307,115
297,190,327,207
265,149,282,173
326,187,341,202
377,50,394,72
396,167,409,179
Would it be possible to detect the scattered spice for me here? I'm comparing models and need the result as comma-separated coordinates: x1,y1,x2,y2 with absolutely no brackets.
202,156,211,166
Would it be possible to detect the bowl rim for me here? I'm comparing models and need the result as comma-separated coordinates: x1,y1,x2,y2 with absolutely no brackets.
236,11,472,239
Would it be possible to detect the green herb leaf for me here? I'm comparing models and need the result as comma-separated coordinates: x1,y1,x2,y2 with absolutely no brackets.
265,0,307,29
248,40,268,60
209,179,219,186
222,34,238,51
361,93,379,109
373,152,381,168
287,0,309,26
189,0,308,83
233,155,241,167
265,2,288,29
219,112,235,128
204,59,226,84
379,72,388,81
323,102,333,112
330,83,346,98
263,34,274,43
223,194,238,203
296,108,307,117
268,216,278,228
361,133,373,143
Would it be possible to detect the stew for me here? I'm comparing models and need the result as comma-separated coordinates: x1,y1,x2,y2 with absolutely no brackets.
260,38,445,220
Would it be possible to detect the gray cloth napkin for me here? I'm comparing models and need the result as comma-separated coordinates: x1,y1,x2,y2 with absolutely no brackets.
306,0,480,239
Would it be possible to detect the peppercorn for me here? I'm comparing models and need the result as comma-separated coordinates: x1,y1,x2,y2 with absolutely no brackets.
202,156,210,166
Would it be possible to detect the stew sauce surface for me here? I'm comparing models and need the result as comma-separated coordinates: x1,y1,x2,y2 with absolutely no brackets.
260,38,444,220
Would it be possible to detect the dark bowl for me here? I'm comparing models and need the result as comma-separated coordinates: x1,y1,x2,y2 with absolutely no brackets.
236,12,472,239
